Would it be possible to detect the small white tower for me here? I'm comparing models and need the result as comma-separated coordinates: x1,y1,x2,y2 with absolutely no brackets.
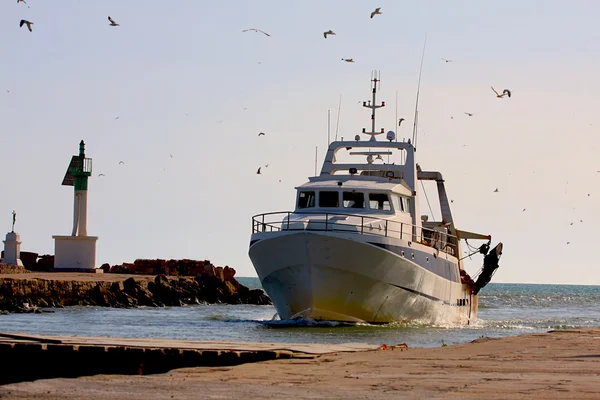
53,140,100,272
2,211,24,266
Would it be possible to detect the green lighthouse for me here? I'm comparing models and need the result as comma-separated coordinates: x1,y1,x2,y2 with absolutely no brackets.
53,140,99,271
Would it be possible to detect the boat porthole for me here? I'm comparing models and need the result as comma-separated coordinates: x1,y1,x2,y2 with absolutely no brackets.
426,257,429,262
411,253,415,259
401,251,405,257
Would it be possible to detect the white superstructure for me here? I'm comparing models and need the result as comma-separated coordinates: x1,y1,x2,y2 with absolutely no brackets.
249,74,502,324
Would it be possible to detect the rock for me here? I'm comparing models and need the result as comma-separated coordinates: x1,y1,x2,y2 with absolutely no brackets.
0,264,30,274
214,267,225,282
19,252,39,270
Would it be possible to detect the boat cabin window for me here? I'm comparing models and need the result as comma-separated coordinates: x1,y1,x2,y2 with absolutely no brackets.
343,191,365,209
403,197,411,213
392,195,403,212
319,191,339,207
369,193,391,211
297,191,315,209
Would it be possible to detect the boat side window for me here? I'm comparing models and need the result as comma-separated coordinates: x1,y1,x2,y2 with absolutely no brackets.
319,191,339,208
343,192,365,209
369,193,391,211
297,191,315,209
391,195,404,212
403,197,411,213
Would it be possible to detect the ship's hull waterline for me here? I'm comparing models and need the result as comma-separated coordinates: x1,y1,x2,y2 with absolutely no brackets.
249,232,475,324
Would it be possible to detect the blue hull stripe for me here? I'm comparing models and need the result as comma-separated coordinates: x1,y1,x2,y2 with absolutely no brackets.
389,283,450,305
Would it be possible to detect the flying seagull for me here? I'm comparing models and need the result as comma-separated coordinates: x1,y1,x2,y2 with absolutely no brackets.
242,28,271,37
464,112,474,117
341,58,354,63
370,7,382,18
119,161,125,165
323,30,336,39
441,58,453,63
491,86,511,98
258,132,265,136
494,188,499,193
170,154,173,158
108,16,119,26
98,174,105,177
256,167,262,175
398,118,405,126
19,20,33,32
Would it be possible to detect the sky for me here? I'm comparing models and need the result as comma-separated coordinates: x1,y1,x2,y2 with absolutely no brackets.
1,1,600,284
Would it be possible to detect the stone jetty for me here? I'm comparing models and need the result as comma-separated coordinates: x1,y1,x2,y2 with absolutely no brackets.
0,262,270,313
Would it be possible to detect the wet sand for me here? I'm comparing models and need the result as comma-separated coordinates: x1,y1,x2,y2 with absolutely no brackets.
1,328,600,399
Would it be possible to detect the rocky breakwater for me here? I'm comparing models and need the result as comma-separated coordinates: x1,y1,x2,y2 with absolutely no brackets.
0,265,270,313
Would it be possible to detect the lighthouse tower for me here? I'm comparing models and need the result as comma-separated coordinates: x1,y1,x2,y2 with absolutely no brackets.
53,140,99,271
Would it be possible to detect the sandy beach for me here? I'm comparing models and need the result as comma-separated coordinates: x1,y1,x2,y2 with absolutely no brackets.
1,328,599,399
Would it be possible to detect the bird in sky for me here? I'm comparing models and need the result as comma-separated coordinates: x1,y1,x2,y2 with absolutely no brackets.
265,164,270,168
98,174,105,177
19,20,33,32
464,112,474,117
242,28,270,37
491,86,511,98
523,208,526,212
370,7,382,18
5,90,10,93
398,118,405,126
324,30,336,39
441,58,453,63
494,188,499,193
256,167,262,175
342,58,354,63
169,154,173,158
451,200,454,203
258,132,265,136
114,116,119,120
108,16,119,27
119,161,125,165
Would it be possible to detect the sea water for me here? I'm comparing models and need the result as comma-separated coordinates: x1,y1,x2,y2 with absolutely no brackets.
1,281,599,348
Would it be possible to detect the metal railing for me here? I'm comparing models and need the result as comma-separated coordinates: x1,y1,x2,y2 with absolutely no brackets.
251,211,458,257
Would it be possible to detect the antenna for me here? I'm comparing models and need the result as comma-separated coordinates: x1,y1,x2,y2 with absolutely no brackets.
395,90,398,143
334,95,342,141
327,109,331,146
412,34,428,150
314,146,318,176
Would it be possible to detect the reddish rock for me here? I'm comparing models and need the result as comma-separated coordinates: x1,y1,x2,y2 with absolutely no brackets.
19,252,39,270
214,267,225,282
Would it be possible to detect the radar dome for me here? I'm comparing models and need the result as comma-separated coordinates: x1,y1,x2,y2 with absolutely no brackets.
386,130,396,142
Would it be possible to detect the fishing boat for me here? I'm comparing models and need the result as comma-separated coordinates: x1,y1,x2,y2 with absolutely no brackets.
248,73,503,324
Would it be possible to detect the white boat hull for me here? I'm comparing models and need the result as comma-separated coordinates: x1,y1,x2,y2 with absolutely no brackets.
249,231,475,324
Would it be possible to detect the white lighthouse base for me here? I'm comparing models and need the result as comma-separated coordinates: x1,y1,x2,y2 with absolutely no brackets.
2,232,24,266
53,235,100,272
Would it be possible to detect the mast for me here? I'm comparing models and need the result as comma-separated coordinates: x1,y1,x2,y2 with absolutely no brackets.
362,71,385,142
